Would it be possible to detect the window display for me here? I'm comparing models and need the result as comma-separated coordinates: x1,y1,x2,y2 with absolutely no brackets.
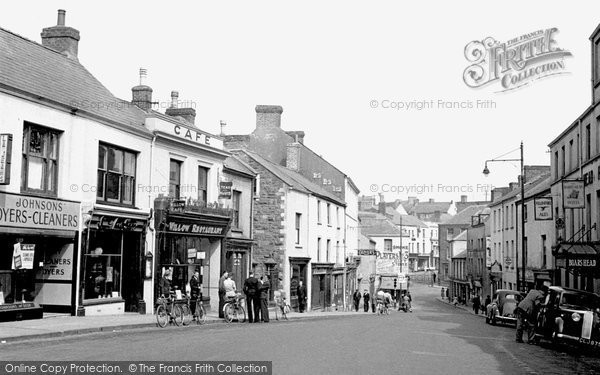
83,231,122,300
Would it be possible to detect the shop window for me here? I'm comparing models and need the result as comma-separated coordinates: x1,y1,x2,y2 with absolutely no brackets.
198,166,209,204
83,231,123,300
384,239,392,252
169,159,182,199
232,190,241,228
21,123,60,196
97,144,136,206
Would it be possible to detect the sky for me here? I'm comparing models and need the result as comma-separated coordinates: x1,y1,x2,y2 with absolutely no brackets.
2,1,600,203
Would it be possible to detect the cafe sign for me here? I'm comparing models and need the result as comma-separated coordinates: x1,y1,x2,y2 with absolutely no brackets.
0,193,79,231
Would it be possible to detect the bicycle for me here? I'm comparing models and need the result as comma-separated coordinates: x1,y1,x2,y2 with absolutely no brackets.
156,294,184,328
275,296,291,321
180,294,206,325
223,292,246,323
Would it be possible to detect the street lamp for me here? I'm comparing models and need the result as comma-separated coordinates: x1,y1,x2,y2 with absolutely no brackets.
482,142,526,292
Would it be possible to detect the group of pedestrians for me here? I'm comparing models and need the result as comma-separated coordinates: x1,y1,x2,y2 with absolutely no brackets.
353,289,371,312
218,271,271,323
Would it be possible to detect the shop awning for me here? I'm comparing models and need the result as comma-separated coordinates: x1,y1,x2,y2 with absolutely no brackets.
555,243,598,257
554,243,599,271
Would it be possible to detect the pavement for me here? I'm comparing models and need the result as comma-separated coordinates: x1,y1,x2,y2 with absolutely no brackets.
0,304,374,344
0,282,488,344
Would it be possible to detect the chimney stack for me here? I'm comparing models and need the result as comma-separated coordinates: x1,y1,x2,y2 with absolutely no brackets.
286,142,301,171
256,105,283,129
165,90,196,125
378,193,386,215
132,85,153,111
461,195,468,203
428,198,435,203
41,9,80,60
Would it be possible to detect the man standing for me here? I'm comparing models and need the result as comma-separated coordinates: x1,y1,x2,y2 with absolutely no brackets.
189,270,201,317
297,280,307,313
432,272,437,285
363,289,370,312
353,289,361,312
472,294,481,315
243,272,259,323
259,275,270,322
218,270,228,318
515,288,546,343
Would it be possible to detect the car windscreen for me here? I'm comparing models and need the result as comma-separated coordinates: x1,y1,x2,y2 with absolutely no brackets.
560,292,600,310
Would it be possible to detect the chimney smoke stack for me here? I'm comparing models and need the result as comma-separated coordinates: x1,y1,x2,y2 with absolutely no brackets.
57,9,66,26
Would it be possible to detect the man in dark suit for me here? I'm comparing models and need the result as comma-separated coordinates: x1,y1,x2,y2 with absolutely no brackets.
259,275,270,322
243,271,259,323
353,289,361,312
363,289,370,312
297,280,307,313
218,270,228,318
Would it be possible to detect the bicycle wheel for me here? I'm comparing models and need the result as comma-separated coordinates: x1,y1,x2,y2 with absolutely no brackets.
156,304,168,328
282,305,290,320
275,306,279,321
223,303,234,323
180,303,192,326
235,306,246,323
195,300,206,325
172,304,184,326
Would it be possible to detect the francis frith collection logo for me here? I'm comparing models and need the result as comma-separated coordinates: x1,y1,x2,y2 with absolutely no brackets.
463,28,572,92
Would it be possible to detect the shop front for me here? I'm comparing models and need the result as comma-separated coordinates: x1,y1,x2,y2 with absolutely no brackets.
0,192,80,321
223,238,252,297
289,257,309,311
154,198,231,313
311,263,333,310
554,243,599,293
80,206,150,315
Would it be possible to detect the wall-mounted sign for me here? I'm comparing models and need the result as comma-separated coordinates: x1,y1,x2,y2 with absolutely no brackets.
568,258,597,268
0,193,79,231
219,181,233,199
534,197,553,220
0,134,12,185
165,220,228,237
357,249,377,256
562,180,585,209
88,214,147,232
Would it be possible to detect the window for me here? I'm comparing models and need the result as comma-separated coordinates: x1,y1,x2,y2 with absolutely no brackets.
561,145,565,177
554,151,559,179
586,124,591,161
569,140,574,172
169,159,182,199
22,123,60,195
317,238,322,261
384,239,392,252
327,203,331,225
336,240,340,264
198,166,209,204
232,190,241,228
97,144,136,205
541,235,547,268
524,203,528,222
336,207,340,229
326,239,331,262
295,213,301,244
317,200,322,224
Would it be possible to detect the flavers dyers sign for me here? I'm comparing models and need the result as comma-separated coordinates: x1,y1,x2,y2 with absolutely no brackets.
463,28,572,92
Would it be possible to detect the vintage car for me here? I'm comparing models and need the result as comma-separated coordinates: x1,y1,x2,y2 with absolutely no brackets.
534,286,600,348
486,289,524,326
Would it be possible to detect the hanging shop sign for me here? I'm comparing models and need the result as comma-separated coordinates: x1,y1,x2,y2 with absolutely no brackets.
0,192,79,231
534,197,553,220
0,134,12,185
219,181,233,199
562,180,585,209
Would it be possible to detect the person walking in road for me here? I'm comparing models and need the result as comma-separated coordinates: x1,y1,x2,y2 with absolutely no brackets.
363,289,370,312
446,288,449,302
515,287,546,343
353,289,362,312
259,275,270,322
243,271,259,323
484,295,491,312
297,280,307,313
432,272,437,285
472,294,481,315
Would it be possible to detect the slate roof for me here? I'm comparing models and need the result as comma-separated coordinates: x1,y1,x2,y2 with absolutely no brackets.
385,207,428,227
358,212,401,237
0,27,148,130
490,171,551,206
224,155,257,177
240,150,345,206
442,205,489,226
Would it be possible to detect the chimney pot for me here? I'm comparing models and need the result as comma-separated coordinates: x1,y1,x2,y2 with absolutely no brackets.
461,195,467,203
57,9,66,26
170,91,179,108
429,198,435,203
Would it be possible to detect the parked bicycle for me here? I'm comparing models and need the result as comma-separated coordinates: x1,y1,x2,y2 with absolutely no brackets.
223,292,246,323
180,294,206,325
156,294,184,328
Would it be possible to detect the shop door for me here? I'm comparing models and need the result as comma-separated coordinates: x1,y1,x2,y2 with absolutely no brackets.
122,233,143,312
225,251,246,291
311,274,322,310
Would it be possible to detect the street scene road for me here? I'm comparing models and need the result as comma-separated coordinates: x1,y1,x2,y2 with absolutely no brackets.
2,283,599,375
